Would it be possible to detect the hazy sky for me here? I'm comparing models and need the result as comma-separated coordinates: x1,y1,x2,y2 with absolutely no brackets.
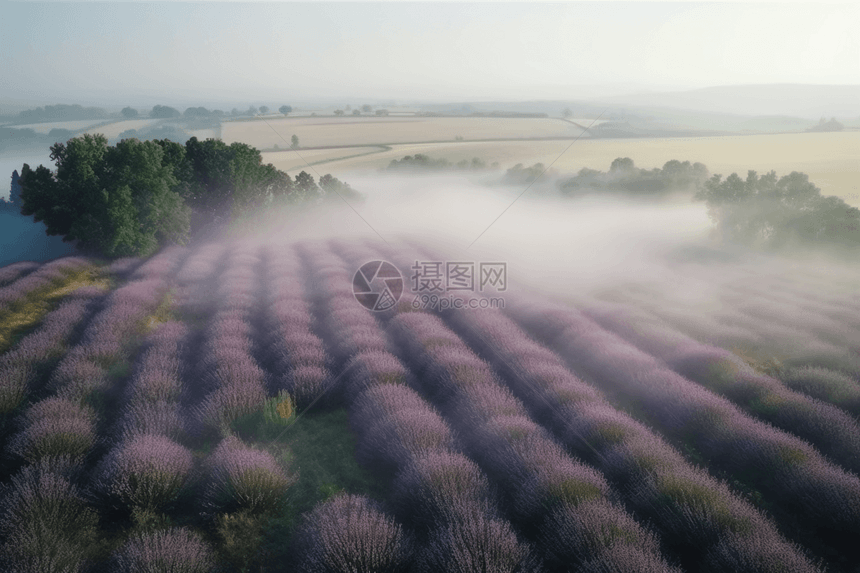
1,1,858,106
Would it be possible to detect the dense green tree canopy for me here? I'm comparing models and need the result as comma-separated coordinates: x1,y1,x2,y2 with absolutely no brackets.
121,107,139,118
19,134,190,257
17,134,356,257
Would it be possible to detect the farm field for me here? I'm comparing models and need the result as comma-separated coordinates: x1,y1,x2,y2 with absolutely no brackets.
296,131,860,206
221,116,588,149
83,118,165,139
0,236,858,573
8,119,110,134
261,146,389,174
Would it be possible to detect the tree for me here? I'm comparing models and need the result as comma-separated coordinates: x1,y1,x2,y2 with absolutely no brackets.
279,105,292,115
319,174,361,202
183,107,211,118
352,109,360,116
695,169,860,249
18,134,190,257
334,109,345,116
247,106,259,116
609,157,635,173
562,108,573,118
291,135,299,149
259,106,269,114
291,171,320,203
121,107,139,119
375,109,389,116
150,105,181,119
3,170,24,211
361,104,372,113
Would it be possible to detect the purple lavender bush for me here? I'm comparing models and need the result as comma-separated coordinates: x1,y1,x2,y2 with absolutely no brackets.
203,436,295,515
414,501,540,573
10,396,97,464
782,365,860,417
292,494,413,573
442,302,819,571
391,451,494,533
98,433,194,511
112,527,215,573
0,460,99,573
0,260,40,287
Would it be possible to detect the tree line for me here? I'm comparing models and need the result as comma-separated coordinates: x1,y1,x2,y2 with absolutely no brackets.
695,169,859,250
15,135,359,258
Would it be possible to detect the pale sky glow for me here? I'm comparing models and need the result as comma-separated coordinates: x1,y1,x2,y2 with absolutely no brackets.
1,1,858,105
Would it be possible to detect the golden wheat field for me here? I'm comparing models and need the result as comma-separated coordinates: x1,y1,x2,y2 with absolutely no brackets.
83,119,165,139
221,116,587,149
9,119,110,134
287,131,860,206
261,146,389,173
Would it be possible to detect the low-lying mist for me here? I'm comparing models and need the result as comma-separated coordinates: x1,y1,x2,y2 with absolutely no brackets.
239,169,860,373
245,170,720,292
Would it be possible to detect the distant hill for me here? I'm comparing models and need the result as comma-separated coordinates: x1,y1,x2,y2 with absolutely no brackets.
601,84,860,119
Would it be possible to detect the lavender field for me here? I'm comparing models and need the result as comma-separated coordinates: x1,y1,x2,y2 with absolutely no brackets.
0,237,858,573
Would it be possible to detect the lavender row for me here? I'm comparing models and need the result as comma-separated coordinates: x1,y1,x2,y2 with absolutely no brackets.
507,298,860,559
780,366,860,417
260,244,331,410
5,247,188,472
193,244,268,435
45,247,188,402
582,299,860,475
439,302,818,572
298,244,539,572
0,256,92,313
333,240,676,573
386,310,679,573
115,320,190,441
616,286,857,375
0,286,104,418
721,279,860,336
0,261,39,288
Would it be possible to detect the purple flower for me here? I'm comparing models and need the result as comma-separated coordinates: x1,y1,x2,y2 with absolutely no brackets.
0,461,99,573
293,494,412,573
415,501,539,573
10,397,97,463
204,436,294,514
99,433,194,510
112,527,215,573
